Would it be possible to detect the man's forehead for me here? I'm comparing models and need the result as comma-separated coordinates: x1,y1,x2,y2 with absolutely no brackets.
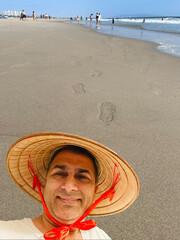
50,150,95,169
54,149,93,160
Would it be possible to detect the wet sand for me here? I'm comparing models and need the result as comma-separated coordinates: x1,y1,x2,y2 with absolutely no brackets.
0,18,179,240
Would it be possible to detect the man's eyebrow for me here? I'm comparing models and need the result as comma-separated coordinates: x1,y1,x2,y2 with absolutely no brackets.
52,165,66,170
77,169,91,174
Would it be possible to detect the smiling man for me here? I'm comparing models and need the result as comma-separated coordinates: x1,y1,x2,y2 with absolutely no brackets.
32,146,100,239
0,133,139,239
43,148,98,222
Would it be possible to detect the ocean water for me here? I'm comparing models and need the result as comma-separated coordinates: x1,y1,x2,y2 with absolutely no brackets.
72,17,180,58
101,17,180,33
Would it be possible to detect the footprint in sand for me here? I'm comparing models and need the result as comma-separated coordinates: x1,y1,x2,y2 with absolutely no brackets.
91,70,102,78
71,61,82,67
72,83,85,94
99,102,115,123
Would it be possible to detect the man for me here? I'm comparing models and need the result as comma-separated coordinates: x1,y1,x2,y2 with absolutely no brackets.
80,15,83,23
32,11,36,21
20,10,26,20
96,13,99,24
77,14,80,24
0,133,139,239
89,13,93,26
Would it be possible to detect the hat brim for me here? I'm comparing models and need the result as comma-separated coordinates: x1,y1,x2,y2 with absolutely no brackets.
6,132,139,216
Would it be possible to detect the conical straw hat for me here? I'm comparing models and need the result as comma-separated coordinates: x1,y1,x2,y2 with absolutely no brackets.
6,132,139,216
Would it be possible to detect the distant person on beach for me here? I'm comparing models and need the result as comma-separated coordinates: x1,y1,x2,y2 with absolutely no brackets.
32,11,36,21
80,15,83,23
20,10,26,20
96,13,99,24
142,18,146,23
96,13,101,25
77,14,80,24
98,13,101,24
112,18,115,24
89,13,93,23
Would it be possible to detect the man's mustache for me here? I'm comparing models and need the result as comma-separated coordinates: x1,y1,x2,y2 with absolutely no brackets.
57,190,82,199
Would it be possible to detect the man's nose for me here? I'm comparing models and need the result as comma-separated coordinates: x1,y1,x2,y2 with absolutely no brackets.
61,174,78,193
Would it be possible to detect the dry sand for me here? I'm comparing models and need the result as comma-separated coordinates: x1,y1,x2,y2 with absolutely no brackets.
0,18,179,240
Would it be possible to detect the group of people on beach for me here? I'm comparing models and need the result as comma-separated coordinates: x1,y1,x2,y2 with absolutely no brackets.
89,13,101,26
77,12,101,26
20,10,37,20
96,13,101,25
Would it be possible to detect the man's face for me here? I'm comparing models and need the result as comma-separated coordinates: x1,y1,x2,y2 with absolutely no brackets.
43,150,98,224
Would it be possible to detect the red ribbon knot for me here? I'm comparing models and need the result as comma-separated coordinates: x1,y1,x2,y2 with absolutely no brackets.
44,219,97,240
44,226,70,240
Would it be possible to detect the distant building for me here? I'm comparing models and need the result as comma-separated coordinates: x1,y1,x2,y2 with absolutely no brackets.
2,10,21,17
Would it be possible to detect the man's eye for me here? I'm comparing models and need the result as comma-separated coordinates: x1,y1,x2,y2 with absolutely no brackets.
76,174,90,181
54,172,67,177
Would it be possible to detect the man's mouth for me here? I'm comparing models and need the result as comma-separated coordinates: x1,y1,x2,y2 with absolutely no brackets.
56,196,81,205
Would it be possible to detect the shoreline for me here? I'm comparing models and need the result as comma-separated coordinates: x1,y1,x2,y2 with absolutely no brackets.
73,21,162,55
102,22,180,35
66,20,180,58
2,18,180,58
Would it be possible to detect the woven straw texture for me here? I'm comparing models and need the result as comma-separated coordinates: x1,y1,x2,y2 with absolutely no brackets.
6,133,139,216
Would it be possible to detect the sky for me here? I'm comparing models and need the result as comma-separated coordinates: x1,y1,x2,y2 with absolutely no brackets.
1,0,180,18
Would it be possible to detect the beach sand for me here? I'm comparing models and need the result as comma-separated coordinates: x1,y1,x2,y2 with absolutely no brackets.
0,18,179,240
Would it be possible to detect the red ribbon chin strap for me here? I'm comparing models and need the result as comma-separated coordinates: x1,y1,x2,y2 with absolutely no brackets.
28,155,120,240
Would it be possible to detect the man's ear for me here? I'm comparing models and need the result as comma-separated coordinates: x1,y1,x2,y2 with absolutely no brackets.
41,178,47,195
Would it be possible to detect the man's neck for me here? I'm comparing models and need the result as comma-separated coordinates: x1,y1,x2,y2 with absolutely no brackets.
32,214,82,239
32,214,57,233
